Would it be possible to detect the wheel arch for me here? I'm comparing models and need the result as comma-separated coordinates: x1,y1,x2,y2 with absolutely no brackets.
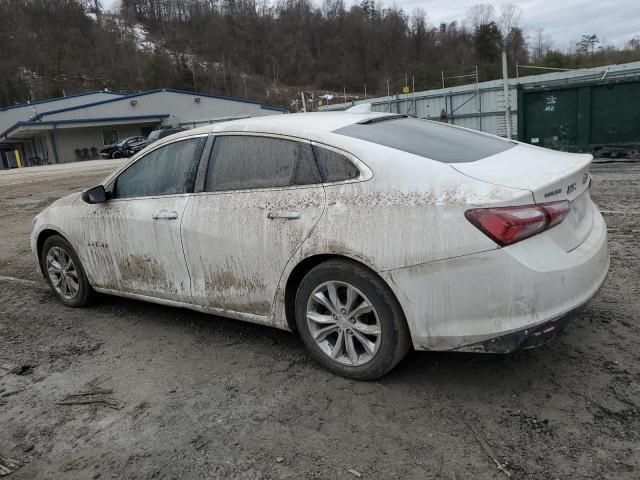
283,253,407,332
35,228,70,276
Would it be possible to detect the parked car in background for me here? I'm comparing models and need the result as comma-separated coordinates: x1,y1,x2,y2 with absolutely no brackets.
123,138,150,157
100,136,146,159
122,128,187,157
31,112,609,380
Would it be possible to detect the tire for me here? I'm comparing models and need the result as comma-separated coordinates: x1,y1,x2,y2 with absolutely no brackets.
295,259,411,380
41,235,93,307
111,150,123,159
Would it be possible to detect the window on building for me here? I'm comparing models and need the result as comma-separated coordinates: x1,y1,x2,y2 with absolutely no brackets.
312,146,359,182
102,129,118,146
205,136,321,192
112,137,206,199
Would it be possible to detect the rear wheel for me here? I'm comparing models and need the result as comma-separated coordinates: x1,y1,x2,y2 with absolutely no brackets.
295,260,410,380
41,235,93,307
111,150,123,159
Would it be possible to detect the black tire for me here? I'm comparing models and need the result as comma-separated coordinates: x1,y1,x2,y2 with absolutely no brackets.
295,259,411,380
111,150,123,159
41,235,93,307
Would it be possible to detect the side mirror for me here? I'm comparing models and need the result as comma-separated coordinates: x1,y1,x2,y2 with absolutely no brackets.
82,185,107,204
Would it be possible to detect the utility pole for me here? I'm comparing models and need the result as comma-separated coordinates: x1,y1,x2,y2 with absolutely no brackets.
241,73,247,98
386,79,391,112
364,84,367,100
501,50,512,139
300,92,306,112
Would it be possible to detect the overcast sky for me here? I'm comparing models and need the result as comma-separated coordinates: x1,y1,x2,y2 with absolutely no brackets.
103,0,640,49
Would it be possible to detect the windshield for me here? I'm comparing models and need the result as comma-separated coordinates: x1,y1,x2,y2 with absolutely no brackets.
334,117,515,163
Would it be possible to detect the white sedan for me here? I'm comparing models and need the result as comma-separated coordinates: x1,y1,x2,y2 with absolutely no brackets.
31,113,609,379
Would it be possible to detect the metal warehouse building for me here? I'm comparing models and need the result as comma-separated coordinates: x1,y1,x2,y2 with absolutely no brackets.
0,89,285,169
320,61,640,154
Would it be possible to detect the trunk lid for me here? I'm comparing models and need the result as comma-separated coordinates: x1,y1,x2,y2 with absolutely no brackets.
451,142,592,203
452,143,594,251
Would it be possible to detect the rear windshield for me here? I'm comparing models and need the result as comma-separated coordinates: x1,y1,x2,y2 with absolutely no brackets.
334,117,515,163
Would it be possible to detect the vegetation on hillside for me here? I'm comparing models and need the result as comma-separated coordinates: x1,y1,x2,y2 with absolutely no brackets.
1,0,639,110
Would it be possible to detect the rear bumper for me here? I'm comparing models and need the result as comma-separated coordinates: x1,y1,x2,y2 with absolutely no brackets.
381,206,609,351
452,308,578,353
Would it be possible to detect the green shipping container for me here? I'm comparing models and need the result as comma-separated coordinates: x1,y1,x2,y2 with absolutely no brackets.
518,78,640,156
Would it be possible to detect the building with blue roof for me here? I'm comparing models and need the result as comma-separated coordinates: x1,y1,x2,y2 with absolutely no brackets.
0,89,286,168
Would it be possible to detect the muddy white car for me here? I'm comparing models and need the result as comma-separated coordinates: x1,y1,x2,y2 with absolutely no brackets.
31,113,609,379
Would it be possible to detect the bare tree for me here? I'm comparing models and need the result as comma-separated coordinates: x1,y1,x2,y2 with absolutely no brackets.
467,4,495,29
532,27,552,62
498,2,522,39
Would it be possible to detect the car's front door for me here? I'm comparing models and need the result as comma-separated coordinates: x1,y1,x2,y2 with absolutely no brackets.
80,135,207,302
181,134,326,316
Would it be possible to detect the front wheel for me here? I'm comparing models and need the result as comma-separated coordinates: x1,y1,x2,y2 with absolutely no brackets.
295,260,410,380
41,235,93,307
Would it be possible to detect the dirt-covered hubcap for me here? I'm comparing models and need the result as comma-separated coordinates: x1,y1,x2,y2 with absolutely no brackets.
306,281,381,366
46,246,79,300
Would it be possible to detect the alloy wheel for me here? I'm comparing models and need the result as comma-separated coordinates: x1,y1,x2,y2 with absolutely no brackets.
306,281,382,366
46,246,80,300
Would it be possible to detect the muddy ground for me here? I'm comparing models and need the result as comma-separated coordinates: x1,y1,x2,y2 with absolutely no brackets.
0,160,638,479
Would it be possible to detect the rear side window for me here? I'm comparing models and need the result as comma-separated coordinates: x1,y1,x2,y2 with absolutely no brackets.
205,136,321,192
312,146,359,182
334,117,515,163
113,137,205,199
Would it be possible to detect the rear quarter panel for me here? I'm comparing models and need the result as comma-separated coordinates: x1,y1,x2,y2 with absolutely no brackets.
301,140,533,271
271,139,533,329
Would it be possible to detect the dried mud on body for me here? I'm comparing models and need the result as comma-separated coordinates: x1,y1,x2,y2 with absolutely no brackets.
1,161,639,479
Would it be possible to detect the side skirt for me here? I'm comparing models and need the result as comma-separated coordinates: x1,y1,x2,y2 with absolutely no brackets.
93,287,291,331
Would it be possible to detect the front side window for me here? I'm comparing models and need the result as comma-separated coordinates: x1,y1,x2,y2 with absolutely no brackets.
205,136,321,192
113,137,206,199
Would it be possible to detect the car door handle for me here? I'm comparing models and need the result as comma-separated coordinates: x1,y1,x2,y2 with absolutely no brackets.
152,210,179,220
267,210,302,220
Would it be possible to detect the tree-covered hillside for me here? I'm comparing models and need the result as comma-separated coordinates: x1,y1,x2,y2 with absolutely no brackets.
1,0,639,110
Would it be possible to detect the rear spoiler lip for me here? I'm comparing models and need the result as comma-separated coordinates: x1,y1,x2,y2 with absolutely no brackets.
449,143,593,204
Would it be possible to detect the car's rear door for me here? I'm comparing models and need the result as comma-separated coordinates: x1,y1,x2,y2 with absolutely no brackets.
181,134,325,316
81,135,208,302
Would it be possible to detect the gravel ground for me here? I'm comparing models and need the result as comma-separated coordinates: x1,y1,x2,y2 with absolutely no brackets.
0,160,638,479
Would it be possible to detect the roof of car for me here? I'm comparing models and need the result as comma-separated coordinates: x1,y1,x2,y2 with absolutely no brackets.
169,112,399,141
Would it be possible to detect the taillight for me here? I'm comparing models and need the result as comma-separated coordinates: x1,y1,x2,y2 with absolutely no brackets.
465,201,570,247
541,201,570,228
